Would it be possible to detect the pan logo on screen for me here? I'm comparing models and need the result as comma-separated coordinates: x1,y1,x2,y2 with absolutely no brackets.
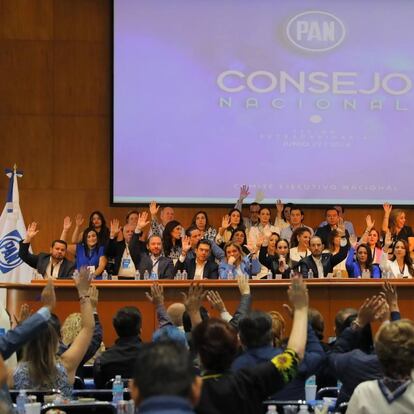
286,11,345,52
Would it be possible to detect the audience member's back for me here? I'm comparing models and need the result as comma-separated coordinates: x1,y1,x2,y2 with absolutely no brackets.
232,311,325,401
93,306,142,388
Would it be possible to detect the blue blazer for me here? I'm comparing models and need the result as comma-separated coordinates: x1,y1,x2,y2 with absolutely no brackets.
218,256,261,279
346,247,381,278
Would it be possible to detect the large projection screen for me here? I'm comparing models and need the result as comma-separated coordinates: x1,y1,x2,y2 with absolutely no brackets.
113,0,414,205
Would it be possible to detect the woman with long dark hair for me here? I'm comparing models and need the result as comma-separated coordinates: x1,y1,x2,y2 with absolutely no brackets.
60,217,107,277
191,211,217,241
162,220,183,261
346,243,381,278
290,227,311,264
381,236,414,278
215,209,245,247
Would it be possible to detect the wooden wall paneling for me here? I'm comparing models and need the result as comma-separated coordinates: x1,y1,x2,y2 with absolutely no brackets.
0,41,54,114
54,0,110,42
53,116,109,190
53,41,110,115
0,0,53,40
0,115,54,189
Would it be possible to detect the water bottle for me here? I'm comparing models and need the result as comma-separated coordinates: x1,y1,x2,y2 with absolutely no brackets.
297,404,310,414
102,270,108,280
16,390,28,414
305,375,317,402
143,270,149,280
307,269,314,279
112,375,124,405
266,405,277,414
266,270,273,280
175,270,182,280
134,270,140,280
289,269,295,278
150,270,158,280
182,270,188,280
72,269,80,279
227,270,234,280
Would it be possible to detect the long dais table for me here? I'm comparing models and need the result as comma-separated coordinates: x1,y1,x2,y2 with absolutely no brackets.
1,279,413,345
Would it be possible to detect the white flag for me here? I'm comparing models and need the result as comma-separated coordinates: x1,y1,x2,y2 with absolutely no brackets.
0,167,32,285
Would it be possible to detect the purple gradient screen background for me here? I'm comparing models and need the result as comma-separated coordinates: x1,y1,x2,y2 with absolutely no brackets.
113,0,414,204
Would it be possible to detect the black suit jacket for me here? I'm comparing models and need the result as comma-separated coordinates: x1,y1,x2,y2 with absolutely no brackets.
19,241,75,279
299,246,349,278
137,254,175,279
175,257,218,279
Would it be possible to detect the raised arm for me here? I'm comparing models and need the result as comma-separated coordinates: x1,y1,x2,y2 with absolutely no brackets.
145,283,172,328
286,276,309,360
359,215,375,245
60,216,76,255
182,283,207,329
235,184,250,211
69,214,84,244
382,202,392,233
60,268,95,383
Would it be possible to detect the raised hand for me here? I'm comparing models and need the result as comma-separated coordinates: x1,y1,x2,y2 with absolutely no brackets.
74,267,92,297
356,295,386,327
221,215,231,230
145,282,164,306
41,278,56,311
149,201,160,217
349,234,358,249
287,277,308,311
276,199,284,215
383,202,392,216
110,219,120,238
376,297,390,323
136,211,150,232
382,281,398,311
75,214,84,227
237,274,250,295
181,235,192,254
25,222,39,241
13,304,31,326
63,216,72,231
337,217,346,236
89,285,99,310
206,290,226,313
181,283,207,314
365,214,375,231
384,231,393,248
239,185,250,201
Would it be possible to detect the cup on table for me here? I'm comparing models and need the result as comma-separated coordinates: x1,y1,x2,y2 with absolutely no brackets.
24,402,41,414
305,383,317,402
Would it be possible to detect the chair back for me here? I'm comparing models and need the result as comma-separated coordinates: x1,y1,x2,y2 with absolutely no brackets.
337,402,349,414
73,376,85,390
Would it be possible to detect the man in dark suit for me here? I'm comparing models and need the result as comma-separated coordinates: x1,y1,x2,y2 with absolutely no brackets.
136,235,175,279
299,235,349,278
175,239,218,279
19,222,75,279
315,207,350,247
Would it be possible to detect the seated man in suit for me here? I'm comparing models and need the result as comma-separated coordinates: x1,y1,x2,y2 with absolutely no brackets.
175,238,218,279
19,222,75,279
186,226,224,262
315,207,350,247
299,235,349,278
136,235,175,279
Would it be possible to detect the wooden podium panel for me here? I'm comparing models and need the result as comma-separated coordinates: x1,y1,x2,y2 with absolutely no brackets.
1,280,414,346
